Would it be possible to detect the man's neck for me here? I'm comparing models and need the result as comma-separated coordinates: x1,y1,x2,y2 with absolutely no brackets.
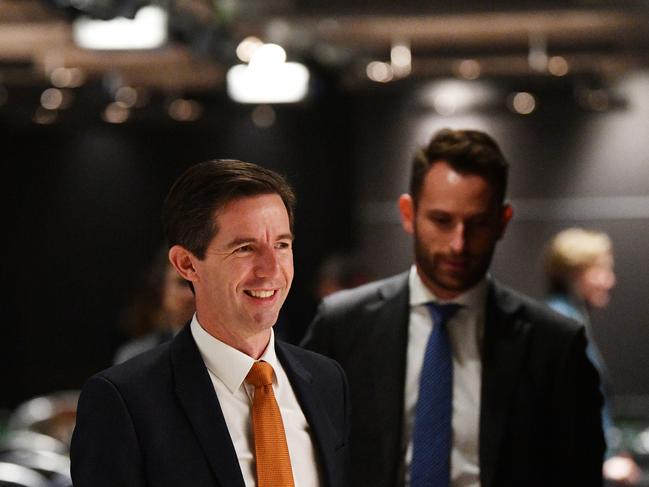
195,312,272,359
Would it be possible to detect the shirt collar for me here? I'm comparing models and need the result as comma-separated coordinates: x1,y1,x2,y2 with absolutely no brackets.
190,314,280,394
408,264,487,310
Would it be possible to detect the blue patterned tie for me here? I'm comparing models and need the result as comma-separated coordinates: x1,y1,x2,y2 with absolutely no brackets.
410,302,461,487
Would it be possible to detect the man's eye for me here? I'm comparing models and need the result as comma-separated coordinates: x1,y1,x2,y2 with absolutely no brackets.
275,241,292,250
431,216,452,226
235,245,254,253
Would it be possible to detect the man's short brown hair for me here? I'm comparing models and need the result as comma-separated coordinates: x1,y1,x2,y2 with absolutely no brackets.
161,159,296,259
410,128,509,206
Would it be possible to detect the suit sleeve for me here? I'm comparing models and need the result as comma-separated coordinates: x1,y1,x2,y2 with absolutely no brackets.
71,375,146,486
554,327,606,485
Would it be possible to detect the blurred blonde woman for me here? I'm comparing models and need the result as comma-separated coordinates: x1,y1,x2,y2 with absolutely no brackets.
545,228,639,485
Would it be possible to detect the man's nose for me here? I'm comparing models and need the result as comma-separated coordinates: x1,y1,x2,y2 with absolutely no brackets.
449,223,467,254
254,245,280,277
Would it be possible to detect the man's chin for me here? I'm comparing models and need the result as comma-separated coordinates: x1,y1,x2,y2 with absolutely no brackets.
429,273,477,296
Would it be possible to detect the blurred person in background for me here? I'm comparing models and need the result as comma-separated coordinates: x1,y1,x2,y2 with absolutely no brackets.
314,253,374,300
545,228,641,485
114,247,195,364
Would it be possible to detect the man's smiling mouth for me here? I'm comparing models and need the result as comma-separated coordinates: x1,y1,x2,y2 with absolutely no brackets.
245,290,277,298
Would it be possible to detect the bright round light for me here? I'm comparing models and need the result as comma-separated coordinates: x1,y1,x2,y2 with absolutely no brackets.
115,86,138,108
103,102,129,123
509,92,536,114
236,36,263,63
366,61,393,83
548,56,569,76
433,93,457,116
41,88,64,110
249,43,287,69
51,67,73,88
457,59,481,80
391,45,411,66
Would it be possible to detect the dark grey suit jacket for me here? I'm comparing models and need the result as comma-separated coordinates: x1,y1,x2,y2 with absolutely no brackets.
71,325,350,487
302,273,605,487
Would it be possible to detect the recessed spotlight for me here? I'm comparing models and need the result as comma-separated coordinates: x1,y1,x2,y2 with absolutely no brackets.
508,92,536,115
366,61,393,83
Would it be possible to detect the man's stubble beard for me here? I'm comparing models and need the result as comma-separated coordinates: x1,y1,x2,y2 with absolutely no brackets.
413,235,494,296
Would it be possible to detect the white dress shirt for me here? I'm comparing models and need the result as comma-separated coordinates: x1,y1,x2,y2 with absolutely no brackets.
402,266,485,487
190,316,320,487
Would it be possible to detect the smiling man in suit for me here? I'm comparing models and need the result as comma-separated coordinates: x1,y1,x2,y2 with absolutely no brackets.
302,129,605,487
71,160,350,487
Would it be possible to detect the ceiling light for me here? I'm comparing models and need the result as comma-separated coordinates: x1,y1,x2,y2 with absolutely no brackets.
456,60,481,80
366,61,393,83
227,44,309,104
115,86,138,108
423,80,496,115
508,92,537,114
103,102,130,123
249,44,287,68
548,56,569,77
73,5,167,50
391,43,411,78
40,88,64,110
50,67,86,88
236,37,263,63
528,33,548,73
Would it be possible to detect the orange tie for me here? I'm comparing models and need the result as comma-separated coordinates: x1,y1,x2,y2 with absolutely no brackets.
245,361,295,487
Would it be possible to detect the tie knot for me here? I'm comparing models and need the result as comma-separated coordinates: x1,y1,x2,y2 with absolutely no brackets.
246,361,274,387
426,302,461,327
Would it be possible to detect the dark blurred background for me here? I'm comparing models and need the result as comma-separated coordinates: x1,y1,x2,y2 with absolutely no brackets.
2,0,649,482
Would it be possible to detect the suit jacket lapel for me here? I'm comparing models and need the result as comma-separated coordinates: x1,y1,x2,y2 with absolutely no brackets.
170,326,246,487
479,280,531,487
277,342,340,487
366,273,410,481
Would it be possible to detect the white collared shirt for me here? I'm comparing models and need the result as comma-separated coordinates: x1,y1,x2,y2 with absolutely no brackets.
190,316,320,487
402,266,484,487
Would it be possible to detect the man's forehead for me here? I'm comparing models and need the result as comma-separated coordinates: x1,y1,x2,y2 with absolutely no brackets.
209,193,290,236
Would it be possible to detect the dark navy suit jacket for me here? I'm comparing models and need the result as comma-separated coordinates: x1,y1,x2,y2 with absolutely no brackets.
302,273,605,487
71,325,350,487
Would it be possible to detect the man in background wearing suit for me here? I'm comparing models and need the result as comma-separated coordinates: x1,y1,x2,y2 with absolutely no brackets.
71,160,350,487
303,129,604,487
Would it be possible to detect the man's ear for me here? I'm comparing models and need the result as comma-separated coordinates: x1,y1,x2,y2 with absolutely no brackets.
499,203,514,238
398,194,415,235
168,245,199,284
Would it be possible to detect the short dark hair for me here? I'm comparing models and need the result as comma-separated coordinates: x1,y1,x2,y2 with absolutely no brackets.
410,128,509,206
161,159,296,259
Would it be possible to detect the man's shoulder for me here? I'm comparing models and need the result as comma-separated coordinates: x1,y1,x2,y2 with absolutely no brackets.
92,340,173,392
320,272,408,313
302,272,410,352
489,280,584,337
